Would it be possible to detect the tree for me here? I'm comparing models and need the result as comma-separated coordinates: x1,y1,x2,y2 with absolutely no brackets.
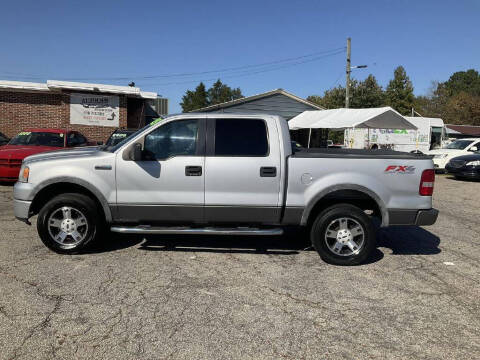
180,80,243,112
207,79,243,105
307,74,384,109
307,85,346,108
353,75,385,108
385,66,415,115
440,69,480,97
180,82,208,112
414,70,480,124
444,92,480,125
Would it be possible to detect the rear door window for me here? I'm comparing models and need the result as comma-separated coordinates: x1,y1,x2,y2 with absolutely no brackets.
214,119,268,156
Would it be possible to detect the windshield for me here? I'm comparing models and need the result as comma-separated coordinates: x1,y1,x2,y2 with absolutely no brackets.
105,117,168,152
9,131,65,147
105,126,149,152
105,131,135,146
445,140,474,150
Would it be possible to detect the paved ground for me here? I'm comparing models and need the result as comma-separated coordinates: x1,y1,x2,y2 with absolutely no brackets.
0,175,479,360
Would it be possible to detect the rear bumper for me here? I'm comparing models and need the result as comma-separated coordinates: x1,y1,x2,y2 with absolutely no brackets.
388,208,439,226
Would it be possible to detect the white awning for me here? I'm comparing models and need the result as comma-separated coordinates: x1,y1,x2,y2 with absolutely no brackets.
289,107,417,130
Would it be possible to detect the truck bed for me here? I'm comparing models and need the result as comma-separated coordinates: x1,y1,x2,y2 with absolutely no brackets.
292,148,432,160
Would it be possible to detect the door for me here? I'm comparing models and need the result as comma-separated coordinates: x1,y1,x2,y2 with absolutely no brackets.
115,118,206,223
204,117,282,223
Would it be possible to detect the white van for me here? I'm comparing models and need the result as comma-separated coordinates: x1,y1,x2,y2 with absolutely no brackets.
344,117,445,153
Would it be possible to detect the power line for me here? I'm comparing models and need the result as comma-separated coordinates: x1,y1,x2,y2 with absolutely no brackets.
0,47,345,82
132,49,346,87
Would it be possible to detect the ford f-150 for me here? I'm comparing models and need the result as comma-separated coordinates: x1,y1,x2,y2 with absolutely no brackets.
13,114,438,265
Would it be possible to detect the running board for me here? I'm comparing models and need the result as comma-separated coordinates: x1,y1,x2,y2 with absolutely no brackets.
110,225,283,236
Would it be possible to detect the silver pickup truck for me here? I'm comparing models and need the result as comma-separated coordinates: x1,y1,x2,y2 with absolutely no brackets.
13,114,438,265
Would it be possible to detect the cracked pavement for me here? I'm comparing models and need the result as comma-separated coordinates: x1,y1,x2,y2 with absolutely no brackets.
0,175,479,359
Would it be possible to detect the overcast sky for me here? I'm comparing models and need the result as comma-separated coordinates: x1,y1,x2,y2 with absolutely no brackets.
1,0,478,113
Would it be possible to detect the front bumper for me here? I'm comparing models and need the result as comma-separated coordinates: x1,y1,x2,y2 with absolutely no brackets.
13,182,35,222
388,208,439,226
445,164,480,179
0,166,21,182
432,157,449,170
14,198,32,222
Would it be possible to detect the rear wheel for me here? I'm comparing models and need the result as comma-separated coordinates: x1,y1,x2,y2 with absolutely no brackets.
37,193,103,254
310,204,375,265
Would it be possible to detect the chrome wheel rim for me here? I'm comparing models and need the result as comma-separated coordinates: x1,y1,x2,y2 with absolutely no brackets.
47,206,88,248
324,217,365,257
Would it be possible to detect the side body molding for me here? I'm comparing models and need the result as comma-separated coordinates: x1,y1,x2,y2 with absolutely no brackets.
30,176,113,223
300,183,389,227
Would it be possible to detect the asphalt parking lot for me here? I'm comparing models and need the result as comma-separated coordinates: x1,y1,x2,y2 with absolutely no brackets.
0,175,479,360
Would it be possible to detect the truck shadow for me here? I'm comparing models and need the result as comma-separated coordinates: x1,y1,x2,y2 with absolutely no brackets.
87,226,440,263
376,226,441,256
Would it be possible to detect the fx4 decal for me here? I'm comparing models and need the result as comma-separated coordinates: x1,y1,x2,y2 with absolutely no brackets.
385,165,416,174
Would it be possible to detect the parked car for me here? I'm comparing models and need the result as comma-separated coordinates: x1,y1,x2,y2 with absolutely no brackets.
0,129,93,182
427,138,480,172
0,132,9,146
105,128,137,147
445,153,480,180
14,114,438,265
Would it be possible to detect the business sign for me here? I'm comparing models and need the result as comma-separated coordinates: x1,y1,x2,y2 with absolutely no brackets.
70,93,119,127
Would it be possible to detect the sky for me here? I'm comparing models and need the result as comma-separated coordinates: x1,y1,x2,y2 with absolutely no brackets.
0,0,479,113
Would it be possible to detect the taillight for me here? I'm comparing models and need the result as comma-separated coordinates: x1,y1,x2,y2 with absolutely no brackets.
419,169,435,196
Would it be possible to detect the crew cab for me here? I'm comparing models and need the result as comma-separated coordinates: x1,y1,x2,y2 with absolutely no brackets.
13,114,438,265
0,129,95,182
427,138,480,172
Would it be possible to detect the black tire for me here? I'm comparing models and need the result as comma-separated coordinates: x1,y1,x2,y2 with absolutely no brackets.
37,193,104,254
310,204,375,266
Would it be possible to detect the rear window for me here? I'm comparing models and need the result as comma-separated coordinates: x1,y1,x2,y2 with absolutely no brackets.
214,119,268,156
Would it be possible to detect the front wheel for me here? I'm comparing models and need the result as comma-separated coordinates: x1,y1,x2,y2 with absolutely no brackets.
310,204,375,265
37,193,103,254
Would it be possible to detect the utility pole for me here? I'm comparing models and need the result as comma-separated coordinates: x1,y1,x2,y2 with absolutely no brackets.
345,37,351,108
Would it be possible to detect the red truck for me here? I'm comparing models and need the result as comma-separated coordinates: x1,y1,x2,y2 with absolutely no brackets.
0,128,95,182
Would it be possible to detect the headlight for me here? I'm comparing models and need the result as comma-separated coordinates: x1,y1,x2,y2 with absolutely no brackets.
18,165,29,182
434,154,448,159
466,160,480,166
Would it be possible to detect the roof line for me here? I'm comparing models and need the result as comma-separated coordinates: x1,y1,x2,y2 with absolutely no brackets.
0,79,157,99
191,88,325,112
446,124,480,128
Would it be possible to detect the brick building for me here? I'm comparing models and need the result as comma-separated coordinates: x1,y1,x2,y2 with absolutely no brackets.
0,80,165,142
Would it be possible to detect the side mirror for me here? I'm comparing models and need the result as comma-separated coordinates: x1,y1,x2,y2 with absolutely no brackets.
132,143,143,161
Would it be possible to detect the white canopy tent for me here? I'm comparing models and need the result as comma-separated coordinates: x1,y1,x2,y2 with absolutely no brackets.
288,107,418,148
